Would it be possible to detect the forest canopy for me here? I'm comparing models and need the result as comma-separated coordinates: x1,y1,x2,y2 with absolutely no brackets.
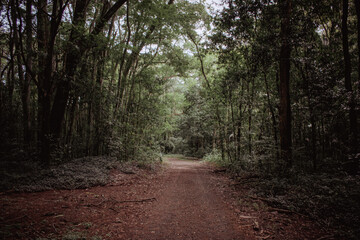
0,0,359,173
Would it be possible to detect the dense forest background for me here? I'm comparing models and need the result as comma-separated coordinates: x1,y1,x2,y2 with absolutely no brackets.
1,0,359,172
0,0,360,237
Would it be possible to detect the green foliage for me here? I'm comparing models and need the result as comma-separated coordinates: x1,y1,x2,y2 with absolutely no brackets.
175,84,215,157
203,149,228,166
0,0,210,164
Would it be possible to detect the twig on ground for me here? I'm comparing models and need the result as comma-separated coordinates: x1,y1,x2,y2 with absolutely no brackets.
52,224,58,233
109,207,119,213
82,199,107,207
114,197,156,204
238,215,258,219
249,196,275,204
121,170,135,174
316,235,335,240
249,196,307,217
267,207,297,215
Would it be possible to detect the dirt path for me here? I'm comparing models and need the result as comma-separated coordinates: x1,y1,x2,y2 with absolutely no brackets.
1,157,328,239
131,158,252,240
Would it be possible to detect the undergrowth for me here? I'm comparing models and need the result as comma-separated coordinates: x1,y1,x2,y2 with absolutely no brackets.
251,172,360,239
0,156,161,192
203,149,230,167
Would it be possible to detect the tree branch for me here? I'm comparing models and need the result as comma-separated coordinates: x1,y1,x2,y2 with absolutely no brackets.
92,0,127,36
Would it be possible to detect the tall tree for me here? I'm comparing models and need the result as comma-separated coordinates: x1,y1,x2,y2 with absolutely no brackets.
341,0,358,152
354,0,360,91
50,0,127,140
37,0,51,164
279,0,292,169
23,0,33,146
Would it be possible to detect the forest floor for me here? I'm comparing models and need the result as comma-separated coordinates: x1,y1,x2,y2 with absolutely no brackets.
1,156,333,240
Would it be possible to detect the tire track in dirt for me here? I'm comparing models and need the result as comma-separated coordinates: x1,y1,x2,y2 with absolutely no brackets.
131,158,251,240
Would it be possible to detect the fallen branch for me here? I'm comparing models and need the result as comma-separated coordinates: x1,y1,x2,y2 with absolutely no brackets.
238,215,258,219
259,235,271,239
270,207,307,217
108,183,125,187
115,197,156,203
52,224,58,233
109,207,119,213
248,196,307,217
249,196,275,204
82,197,156,208
267,207,295,214
317,235,335,240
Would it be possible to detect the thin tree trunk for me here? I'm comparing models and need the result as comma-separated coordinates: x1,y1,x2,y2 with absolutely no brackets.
229,88,237,161
264,71,279,160
237,83,245,162
341,0,358,152
0,49,3,117
7,4,15,114
248,82,253,156
298,63,317,170
10,0,30,145
37,0,51,165
279,0,292,169
23,0,33,146
248,71,256,156
354,0,360,91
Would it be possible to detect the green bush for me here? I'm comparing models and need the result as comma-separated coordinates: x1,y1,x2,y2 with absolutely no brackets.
203,149,230,167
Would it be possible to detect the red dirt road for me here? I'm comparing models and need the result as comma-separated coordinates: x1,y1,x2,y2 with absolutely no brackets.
1,157,326,239
131,158,252,240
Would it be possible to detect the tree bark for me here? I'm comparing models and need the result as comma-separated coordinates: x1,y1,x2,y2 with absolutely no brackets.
23,0,33,146
279,0,292,169
10,0,31,146
341,0,358,152
37,0,51,165
354,0,360,92
50,0,90,139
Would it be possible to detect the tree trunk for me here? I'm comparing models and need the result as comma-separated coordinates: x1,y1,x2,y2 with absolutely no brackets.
264,71,279,159
10,0,31,146
297,63,317,170
50,0,90,139
23,0,33,146
51,0,127,140
354,0,360,91
341,0,358,152
279,0,292,169
236,82,246,162
248,69,256,156
37,0,51,165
